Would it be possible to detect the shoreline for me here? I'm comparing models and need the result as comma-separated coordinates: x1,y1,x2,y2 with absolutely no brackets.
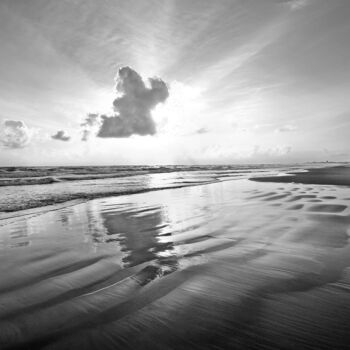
0,164,286,187
2,164,348,218
0,181,216,219
0,163,341,187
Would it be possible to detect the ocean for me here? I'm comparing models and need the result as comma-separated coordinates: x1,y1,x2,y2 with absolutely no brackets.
0,164,297,214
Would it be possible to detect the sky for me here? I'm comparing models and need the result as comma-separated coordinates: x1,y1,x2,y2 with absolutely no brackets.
0,0,349,165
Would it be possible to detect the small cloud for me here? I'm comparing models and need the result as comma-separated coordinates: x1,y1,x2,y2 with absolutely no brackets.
51,130,71,141
0,120,31,148
81,113,100,141
97,66,169,138
251,144,292,157
285,146,292,154
195,127,209,134
281,0,312,10
256,145,293,157
275,124,298,133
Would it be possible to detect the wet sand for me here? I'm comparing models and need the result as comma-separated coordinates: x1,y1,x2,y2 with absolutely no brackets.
0,168,350,349
251,165,350,186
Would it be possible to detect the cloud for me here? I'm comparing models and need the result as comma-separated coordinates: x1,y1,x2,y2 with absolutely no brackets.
275,124,298,132
0,120,31,148
81,113,100,141
276,0,312,10
195,127,209,134
51,130,71,141
97,66,169,138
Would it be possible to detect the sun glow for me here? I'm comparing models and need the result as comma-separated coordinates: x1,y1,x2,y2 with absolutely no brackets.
153,81,206,135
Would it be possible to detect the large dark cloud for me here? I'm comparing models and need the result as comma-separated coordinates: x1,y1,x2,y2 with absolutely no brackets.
0,120,31,148
97,66,169,138
51,130,70,141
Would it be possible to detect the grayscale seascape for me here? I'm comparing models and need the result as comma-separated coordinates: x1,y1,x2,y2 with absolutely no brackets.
1,0,350,349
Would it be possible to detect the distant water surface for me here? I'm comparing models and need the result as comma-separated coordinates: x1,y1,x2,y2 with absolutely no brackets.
0,164,299,213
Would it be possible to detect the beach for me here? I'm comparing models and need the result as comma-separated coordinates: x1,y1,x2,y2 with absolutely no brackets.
2,0,350,348
0,165,350,349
